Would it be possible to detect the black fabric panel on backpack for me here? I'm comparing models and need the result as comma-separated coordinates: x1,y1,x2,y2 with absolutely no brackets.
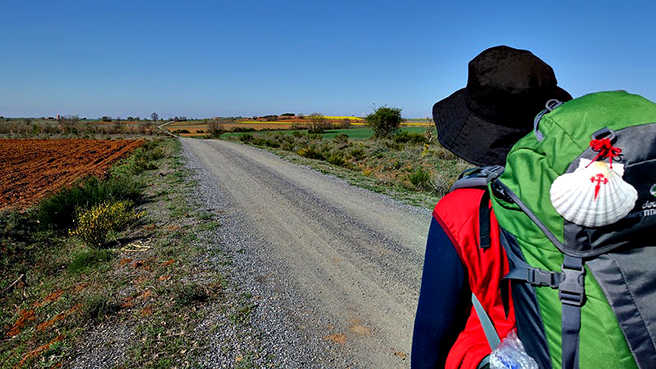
587,247,656,369
562,124,656,257
500,230,553,369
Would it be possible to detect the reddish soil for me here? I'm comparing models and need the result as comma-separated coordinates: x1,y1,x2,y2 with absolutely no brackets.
5,309,36,338
0,139,143,211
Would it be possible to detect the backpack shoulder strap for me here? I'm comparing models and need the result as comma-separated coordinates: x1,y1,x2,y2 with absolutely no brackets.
453,166,507,357
450,166,504,249
449,165,505,192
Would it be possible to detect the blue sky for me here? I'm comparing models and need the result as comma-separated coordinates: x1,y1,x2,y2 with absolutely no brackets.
1,0,654,119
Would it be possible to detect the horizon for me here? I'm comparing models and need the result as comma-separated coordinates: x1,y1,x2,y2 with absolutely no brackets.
1,1,655,119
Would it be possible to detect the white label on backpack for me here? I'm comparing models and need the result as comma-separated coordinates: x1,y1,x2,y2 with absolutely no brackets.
627,198,656,218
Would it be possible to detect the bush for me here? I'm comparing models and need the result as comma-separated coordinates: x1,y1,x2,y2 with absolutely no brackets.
297,146,324,160
69,200,143,248
349,147,366,161
208,120,224,137
393,131,428,145
238,134,254,142
264,139,281,148
327,154,347,167
307,113,330,133
408,167,433,191
126,140,165,173
334,133,349,143
366,106,403,138
38,176,144,230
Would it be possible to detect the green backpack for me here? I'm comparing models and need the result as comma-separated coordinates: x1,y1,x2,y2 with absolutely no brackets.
487,91,656,369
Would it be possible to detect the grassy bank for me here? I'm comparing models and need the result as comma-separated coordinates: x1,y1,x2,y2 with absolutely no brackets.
223,128,469,208
0,138,262,368
220,126,429,140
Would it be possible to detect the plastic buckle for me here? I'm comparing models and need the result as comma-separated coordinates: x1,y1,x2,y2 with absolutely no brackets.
490,181,512,203
559,264,586,307
545,99,564,111
528,268,559,288
482,165,505,184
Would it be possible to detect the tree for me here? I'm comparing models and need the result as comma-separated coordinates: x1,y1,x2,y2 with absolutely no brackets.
151,112,159,121
207,119,224,138
307,113,330,133
366,106,402,138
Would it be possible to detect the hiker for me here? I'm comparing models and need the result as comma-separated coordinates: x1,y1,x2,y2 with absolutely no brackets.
411,45,572,369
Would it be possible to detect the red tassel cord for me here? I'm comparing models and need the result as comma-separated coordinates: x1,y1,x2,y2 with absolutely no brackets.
587,138,623,168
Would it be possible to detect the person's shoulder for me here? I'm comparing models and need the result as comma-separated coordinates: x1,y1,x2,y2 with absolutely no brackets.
433,188,487,233
434,188,486,215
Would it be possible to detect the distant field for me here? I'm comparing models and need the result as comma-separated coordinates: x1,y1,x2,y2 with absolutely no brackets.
0,118,161,137
166,121,294,136
168,119,432,137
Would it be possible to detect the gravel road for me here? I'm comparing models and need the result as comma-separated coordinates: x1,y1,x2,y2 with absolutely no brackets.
181,138,431,368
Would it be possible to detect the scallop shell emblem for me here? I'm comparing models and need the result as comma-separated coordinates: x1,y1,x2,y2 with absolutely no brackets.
550,159,638,227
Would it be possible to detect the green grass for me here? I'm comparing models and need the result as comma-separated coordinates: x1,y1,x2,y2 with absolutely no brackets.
67,249,115,274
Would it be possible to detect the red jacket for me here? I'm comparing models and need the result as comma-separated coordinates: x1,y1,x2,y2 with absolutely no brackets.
412,188,515,368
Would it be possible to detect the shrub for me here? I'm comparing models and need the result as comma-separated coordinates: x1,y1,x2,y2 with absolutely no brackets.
384,140,404,150
366,106,403,138
424,126,437,144
327,154,347,167
38,175,144,230
433,175,453,198
408,167,433,191
297,146,324,160
238,134,254,142
126,140,165,174
334,133,349,143
69,200,143,248
264,139,280,148
307,113,330,133
208,120,224,138
393,131,428,145
349,147,366,161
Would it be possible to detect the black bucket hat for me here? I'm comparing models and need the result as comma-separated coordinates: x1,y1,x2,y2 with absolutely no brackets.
433,45,572,166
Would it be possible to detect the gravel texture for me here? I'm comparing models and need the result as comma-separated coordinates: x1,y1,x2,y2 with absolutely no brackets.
181,138,432,368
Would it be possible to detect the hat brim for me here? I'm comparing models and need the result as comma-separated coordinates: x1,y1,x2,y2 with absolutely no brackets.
433,87,571,166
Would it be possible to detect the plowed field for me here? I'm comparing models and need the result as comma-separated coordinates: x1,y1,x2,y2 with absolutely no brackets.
0,139,144,210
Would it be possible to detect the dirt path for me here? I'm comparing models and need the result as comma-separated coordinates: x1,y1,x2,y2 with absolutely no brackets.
181,138,431,368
